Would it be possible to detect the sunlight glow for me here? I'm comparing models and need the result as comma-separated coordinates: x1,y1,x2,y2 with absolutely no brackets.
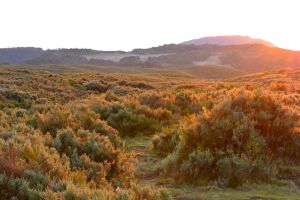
0,0,299,50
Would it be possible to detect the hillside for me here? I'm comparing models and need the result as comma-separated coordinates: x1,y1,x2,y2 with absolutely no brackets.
181,35,275,47
1,37,300,74
0,47,43,64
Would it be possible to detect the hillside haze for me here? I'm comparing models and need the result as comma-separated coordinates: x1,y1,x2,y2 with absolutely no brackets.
181,35,275,47
0,36,299,77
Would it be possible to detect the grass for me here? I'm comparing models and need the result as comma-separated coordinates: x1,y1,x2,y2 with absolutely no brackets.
124,135,300,200
125,136,159,178
0,64,246,79
170,183,300,200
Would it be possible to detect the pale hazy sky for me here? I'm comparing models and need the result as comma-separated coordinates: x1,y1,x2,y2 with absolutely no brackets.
1,0,300,51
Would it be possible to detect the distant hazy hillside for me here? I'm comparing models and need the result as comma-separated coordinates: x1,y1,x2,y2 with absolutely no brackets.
131,44,300,72
0,47,43,64
181,36,275,47
1,37,300,73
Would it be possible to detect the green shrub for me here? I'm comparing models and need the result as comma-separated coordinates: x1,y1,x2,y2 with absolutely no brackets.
0,101,4,109
154,189,173,200
152,128,181,157
107,108,161,137
23,170,49,191
54,128,118,163
139,92,174,110
180,149,215,181
175,91,201,114
28,110,70,135
115,191,130,200
81,134,117,163
0,173,44,200
126,81,154,90
65,191,88,200
52,128,135,186
215,154,276,187
84,81,108,93
160,90,300,186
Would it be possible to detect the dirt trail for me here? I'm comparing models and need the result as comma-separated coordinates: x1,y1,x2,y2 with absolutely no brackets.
126,136,202,200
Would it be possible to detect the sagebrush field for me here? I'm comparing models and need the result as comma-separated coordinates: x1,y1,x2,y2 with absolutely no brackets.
0,67,300,200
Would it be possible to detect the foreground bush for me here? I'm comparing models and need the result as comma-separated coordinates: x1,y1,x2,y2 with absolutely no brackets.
159,90,300,187
0,122,171,199
152,128,181,157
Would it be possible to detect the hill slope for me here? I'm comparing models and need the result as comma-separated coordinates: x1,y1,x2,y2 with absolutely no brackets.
181,35,275,47
1,38,300,73
132,44,300,72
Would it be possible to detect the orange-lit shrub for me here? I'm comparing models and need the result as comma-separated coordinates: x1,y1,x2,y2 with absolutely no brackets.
160,90,300,187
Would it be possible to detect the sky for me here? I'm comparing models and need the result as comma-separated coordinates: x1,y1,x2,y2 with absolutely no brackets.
0,0,300,51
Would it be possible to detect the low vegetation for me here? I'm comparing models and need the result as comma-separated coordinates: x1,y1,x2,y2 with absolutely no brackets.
159,90,300,187
0,67,300,199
